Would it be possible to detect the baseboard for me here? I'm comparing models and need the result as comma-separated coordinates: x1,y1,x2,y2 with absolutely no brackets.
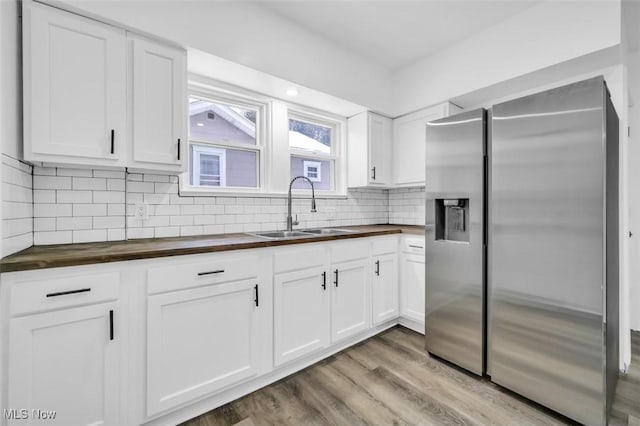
143,319,399,426
398,316,425,335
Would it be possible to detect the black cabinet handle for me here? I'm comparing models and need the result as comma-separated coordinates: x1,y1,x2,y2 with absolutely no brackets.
46,288,91,298
409,245,424,249
109,310,114,341
371,166,376,180
177,138,181,161
110,129,115,154
254,284,259,307
375,260,380,276
334,269,339,287
322,271,327,290
197,269,224,276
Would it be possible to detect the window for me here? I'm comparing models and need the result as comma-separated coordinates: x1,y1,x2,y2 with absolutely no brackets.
289,115,335,191
188,96,262,189
303,160,321,182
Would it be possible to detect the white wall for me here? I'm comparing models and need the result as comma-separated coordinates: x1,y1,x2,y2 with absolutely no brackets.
48,0,392,114
392,1,621,116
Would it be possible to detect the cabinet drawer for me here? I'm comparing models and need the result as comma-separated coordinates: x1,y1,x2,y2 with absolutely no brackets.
402,237,425,254
330,240,369,263
147,255,261,294
274,245,326,274
372,236,398,256
10,271,120,316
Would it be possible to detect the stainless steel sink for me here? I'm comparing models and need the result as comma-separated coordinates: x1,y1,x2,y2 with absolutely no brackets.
251,231,311,239
250,228,357,240
302,228,356,235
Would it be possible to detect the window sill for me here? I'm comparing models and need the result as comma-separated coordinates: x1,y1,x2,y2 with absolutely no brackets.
178,185,348,199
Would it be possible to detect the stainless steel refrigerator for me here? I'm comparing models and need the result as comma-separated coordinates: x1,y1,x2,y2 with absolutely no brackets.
425,108,486,376
489,76,618,425
425,76,619,425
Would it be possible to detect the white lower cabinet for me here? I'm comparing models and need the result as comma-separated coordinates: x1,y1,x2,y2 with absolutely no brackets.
145,253,271,417
274,266,330,366
8,302,121,426
400,235,426,332
372,253,399,324
330,258,370,342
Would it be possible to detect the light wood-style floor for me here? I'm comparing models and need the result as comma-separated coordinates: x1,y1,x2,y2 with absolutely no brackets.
182,327,640,426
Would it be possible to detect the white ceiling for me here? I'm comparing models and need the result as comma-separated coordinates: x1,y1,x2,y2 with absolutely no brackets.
258,0,543,71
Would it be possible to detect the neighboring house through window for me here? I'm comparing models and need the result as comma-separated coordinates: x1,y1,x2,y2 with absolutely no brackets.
188,96,262,189
289,114,336,191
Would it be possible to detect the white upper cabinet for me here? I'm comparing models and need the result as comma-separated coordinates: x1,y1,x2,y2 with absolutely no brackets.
391,102,462,187
130,36,186,171
347,112,393,187
23,3,186,172
24,3,127,167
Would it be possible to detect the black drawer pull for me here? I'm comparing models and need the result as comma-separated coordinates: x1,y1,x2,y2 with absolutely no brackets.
334,269,339,287
375,260,380,276
409,245,424,249
177,138,181,161
197,269,225,276
254,284,259,307
110,129,115,154
46,288,91,298
371,166,376,180
322,271,327,290
109,310,114,341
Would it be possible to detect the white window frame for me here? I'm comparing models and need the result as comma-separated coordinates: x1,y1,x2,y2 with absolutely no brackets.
288,109,345,196
192,145,227,187
303,160,322,182
185,85,267,194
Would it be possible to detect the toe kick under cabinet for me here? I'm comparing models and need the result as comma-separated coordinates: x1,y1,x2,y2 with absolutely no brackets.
0,234,411,425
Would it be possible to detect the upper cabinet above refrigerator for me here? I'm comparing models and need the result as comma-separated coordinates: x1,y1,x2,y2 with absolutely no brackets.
23,2,187,172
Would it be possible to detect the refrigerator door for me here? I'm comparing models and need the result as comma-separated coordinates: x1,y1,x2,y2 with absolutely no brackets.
425,108,486,376
490,77,607,425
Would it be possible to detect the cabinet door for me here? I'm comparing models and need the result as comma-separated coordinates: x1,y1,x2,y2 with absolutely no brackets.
147,279,263,415
401,254,426,323
274,267,330,366
372,253,399,325
25,3,126,165
9,303,120,426
331,259,370,342
368,113,392,185
131,37,186,170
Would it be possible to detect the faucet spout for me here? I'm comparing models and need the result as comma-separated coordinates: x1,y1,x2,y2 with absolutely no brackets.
287,176,317,231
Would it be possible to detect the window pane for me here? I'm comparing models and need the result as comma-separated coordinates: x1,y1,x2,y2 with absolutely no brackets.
289,118,331,157
291,156,332,190
192,144,258,188
190,98,257,145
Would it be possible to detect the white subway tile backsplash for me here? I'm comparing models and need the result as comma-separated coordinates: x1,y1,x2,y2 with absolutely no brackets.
22,165,390,246
72,177,106,191
33,175,71,190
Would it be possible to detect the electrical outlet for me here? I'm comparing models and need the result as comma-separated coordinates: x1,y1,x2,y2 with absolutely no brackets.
134,203,148,220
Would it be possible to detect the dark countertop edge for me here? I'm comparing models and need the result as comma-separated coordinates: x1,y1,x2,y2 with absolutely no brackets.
0,225,426,273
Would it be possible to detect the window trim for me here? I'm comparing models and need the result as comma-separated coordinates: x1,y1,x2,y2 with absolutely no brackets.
180,77,348,198
186,87,266,192
288,110,344,195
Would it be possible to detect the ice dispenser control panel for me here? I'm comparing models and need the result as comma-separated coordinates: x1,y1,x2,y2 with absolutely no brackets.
435,199,469,242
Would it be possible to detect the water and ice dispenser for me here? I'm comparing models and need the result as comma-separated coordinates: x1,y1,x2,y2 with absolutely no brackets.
435,199,469,242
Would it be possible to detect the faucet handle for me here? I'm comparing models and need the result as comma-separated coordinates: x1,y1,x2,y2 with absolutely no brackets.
292,214,299,226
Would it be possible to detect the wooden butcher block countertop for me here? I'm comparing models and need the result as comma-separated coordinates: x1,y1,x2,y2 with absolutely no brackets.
0,225,426,273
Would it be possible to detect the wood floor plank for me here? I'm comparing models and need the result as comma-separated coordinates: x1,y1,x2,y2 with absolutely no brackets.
181,327,639,426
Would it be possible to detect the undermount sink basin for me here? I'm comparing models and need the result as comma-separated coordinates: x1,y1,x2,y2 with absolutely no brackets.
301,228,356,235
250,228,357,240
251,231,311,239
